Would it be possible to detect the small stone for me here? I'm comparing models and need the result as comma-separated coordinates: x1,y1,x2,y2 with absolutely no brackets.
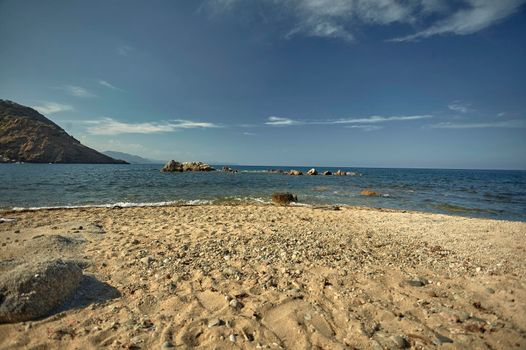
132,239,140,244
161,341,175,349
406,277,429,287
434,334,453,345
486,287,495,294
391,335,410,348
140,256,153,264
229,334,237,342
208,318,222,328
229,299,240,308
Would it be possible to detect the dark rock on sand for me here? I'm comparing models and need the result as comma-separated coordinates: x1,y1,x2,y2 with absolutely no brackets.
0,259,82,323
272,193,298,205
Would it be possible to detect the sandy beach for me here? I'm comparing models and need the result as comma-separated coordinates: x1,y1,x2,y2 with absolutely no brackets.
0,204,525,349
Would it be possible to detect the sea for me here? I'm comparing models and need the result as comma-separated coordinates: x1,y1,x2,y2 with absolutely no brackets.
1,164,525,222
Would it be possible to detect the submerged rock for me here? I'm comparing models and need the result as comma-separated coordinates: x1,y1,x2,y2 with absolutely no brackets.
334,170,346,176
272,192,298,205
323,171,332,176
0,259,82,323
361,189,379,197
289,170,303,176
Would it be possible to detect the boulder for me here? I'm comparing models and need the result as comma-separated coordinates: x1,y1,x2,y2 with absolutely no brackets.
221,166,237,173
322,171,332,176
0,259,83,323
272,193,298,205
306,168,318,176
334,170,346,176
361,189,379,197
289,170,303,176
161,160,183,172
182,162,214,172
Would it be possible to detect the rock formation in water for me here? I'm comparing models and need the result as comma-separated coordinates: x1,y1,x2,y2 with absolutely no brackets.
0,100,127,164
161,160,214,172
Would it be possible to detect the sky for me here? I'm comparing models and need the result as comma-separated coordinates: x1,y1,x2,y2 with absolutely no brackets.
1,0,525,169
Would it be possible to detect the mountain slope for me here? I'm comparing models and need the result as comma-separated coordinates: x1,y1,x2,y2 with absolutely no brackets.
0,100,127,164
102,151,162,164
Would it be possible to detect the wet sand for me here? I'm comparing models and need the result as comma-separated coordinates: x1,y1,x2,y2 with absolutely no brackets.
0,204,525,349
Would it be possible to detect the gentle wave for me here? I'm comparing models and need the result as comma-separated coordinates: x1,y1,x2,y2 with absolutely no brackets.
8,197,273,211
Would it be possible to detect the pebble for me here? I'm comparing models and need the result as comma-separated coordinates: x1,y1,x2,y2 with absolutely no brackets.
434,334,454,345
229,298,240,308
229,334,237,342
390,335,410,349
208,318,222,328
161,341,175,349
140,256,153,264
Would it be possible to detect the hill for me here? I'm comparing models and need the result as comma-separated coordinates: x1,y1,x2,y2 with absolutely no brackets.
102,150,162,164
0,100,127,164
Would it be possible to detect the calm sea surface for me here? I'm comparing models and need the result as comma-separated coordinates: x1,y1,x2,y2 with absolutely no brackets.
1,164,525,221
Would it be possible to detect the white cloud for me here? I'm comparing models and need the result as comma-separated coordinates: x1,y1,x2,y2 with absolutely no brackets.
327,114,433,124
345,125,383,131
391,0,526,42
208,0,525,42
86,118,219,135
265,114,432,127
98,80,121,90
265,116,303,125
428,119,526,129
63,85,96,98
32,102,74,115
448,101,472,113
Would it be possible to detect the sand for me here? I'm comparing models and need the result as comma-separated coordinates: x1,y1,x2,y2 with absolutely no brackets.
0,204,525,349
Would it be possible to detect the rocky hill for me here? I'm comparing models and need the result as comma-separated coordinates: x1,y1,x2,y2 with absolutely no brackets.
0,100,127,164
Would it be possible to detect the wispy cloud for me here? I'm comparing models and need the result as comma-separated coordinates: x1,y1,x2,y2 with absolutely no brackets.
207,0,525,42
63,85,96,98
391,0,526,42
32,102,74,115
86,118,219,135
345,125,383,131
265,116,303,126
265,114,432,127
428,119,526,129
98,80,121,91
117,45,133,56
327,115,433,124
448,101,472,113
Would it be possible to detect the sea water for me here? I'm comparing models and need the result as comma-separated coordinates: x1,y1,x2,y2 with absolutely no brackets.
0,164,525,221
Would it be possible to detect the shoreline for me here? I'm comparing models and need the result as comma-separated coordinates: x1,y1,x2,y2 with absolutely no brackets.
2,201,524,224
1,204,525,349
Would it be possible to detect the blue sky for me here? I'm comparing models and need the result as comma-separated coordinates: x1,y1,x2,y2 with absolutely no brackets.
1,0,525,169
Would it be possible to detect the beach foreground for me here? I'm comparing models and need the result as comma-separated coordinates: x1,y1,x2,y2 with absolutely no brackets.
0,204,524,349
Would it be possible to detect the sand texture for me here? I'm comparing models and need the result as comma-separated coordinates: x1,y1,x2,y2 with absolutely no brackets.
0,204,525,349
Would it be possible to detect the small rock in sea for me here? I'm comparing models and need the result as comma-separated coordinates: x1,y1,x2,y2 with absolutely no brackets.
229,334,237,342
322,171,332,176
334,170,346,176
208,318,222,328
288,169,303,176
272,192,298,205
434,334,453,345
161,340,175,349
390,335,410,349
306,168,318,175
